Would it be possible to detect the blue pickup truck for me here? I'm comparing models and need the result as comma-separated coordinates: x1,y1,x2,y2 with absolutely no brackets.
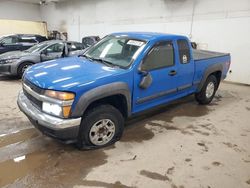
17,32,231,149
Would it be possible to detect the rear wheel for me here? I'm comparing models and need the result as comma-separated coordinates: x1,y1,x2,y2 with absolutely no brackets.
17,62,33,78
77,104,124,150
195,75,218,105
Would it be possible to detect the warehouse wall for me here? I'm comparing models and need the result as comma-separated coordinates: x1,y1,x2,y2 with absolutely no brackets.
0,1,41,21
40,0,250,84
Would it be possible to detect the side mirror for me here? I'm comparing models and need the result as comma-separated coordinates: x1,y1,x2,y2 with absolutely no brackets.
138,65,148,76
138,66,152,89
41,50,48,56
0,42,4,47
139,73,152,89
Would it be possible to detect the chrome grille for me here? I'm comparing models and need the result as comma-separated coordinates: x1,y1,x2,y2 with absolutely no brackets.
22,78,44,110
23,77,44,94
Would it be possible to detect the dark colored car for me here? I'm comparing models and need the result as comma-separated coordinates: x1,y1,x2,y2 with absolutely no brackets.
82,36,100,48
0,34,47,55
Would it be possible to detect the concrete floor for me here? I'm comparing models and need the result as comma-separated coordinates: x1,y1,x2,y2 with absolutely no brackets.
0,75,249,188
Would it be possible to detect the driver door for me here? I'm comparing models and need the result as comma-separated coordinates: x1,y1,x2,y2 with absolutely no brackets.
41,43,64,62
133,40,178,113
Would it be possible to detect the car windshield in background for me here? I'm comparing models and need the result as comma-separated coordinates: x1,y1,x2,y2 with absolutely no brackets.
25,42,50,53
85,36,146,68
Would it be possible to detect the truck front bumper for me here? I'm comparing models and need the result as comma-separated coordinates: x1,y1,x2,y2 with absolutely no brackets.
17,91,81,143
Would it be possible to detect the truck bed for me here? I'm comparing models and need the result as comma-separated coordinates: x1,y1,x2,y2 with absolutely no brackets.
192,49,230,86
193,49,229,61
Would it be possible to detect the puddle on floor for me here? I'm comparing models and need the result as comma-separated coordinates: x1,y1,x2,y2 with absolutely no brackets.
140,170,170,181
0,119,32,137
80,180,134,188
0,143,110,188
122,96,212,143
0,150,48,187
0,90,237,187
122,91,237,143
121,121,155,143
0,128,40,148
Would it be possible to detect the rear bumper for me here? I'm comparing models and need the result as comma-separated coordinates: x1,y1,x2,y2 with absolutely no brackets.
17,90,81,143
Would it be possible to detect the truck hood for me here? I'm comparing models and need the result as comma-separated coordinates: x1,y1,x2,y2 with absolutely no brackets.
0,50,32,60
24,56,126,91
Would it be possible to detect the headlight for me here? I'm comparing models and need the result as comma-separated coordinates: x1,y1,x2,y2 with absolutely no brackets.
42,90,75,118
0,58,19,64
42,102,62,117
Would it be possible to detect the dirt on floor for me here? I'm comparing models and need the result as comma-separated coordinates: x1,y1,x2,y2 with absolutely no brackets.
0,75,249,188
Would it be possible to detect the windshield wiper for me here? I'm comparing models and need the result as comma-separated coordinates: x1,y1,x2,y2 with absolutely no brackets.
91,57,120,68
80,54,121,68
79,54,95,62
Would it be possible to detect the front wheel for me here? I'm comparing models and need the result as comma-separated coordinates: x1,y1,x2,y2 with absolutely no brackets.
17,62,33,78
195,75,218,105
77,104,124,150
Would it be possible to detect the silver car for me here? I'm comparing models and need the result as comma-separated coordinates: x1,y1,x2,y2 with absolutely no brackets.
0,40,85,78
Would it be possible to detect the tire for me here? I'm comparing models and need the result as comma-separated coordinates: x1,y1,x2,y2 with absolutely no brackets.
77,104,124,150
195,75,218,105
17,62,33,78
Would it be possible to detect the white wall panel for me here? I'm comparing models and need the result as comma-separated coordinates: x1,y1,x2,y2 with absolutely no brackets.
40,0,250,84
0,1,41,21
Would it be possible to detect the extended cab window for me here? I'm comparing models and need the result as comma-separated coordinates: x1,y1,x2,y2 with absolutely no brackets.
141,41,174,71
177,39,191,64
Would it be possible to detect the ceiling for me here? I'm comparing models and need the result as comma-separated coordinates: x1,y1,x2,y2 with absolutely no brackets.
11,0,41,3
10,0,64,4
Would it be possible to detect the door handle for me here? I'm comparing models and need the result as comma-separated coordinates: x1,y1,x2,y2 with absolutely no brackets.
168,70,177,76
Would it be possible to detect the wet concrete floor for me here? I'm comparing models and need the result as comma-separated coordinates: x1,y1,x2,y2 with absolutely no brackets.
0,75,250,188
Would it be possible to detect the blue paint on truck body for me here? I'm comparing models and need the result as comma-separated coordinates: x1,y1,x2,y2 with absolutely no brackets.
24,32,231,117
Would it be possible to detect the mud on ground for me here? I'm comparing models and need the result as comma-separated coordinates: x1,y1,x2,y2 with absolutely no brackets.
0,75,250,188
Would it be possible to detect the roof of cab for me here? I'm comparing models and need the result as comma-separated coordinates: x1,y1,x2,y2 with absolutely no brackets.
111,32,186,41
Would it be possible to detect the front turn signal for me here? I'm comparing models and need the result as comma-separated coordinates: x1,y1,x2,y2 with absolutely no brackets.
45,90,75,101
62,106,72,118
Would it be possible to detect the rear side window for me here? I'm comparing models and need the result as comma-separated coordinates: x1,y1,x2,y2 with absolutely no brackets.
68,43,83,51
36,36,47,42
46,43,64,53
1,36,18,44
141,41,174,71
82,37,95,48
177,39,191,64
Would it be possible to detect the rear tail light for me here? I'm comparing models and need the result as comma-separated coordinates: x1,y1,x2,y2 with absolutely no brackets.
226,61,231,71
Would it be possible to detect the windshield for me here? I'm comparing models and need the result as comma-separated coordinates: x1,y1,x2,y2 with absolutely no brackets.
25,41,50,53
85,35,146,68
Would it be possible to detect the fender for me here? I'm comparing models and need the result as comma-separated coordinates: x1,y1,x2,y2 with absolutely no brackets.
197,63,223,92
12,60,36,75
71,82,131,117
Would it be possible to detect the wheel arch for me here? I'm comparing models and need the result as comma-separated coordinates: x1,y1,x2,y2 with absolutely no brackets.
71,82,131,118
197,63,223,92
16,60,35,76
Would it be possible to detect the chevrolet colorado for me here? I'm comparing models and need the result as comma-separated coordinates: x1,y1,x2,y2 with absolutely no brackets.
17,32,231,149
